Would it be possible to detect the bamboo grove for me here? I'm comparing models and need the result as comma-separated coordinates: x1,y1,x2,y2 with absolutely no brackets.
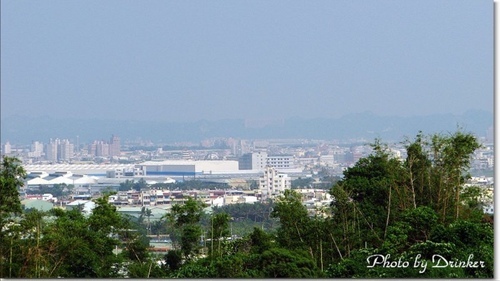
0,130,494,278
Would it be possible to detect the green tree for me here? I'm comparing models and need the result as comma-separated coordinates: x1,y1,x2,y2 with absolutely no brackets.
41,208,101,277
248,227,272,254
165,197,207,260
443,131,481,220
119,179,135,191
138,207,153,235
459,185,490,222
325,131,487,278
291,177,314,189
404,132,432,209
11,209,47,278
207,212,230,259
380,206,439,256
163,249,183,272
0,156,26,278
0,156,25,222
127,260,165,278
37,196,127,278
173,257,215,278
427,131,481,222
405,131,482,222
430,220,493,278
133,178,148,191
257,248,320,278
330,144,405,252
272,190,312,252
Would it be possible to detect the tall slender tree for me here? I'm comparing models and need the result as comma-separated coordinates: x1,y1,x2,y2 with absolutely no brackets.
207,212,230,259
166,197,207,260
0,156,26,278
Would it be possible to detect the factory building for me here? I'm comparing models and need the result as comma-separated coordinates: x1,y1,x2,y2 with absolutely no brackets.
136,160,240,176
23,160,250,182
238,151,268,170
238,152,296,171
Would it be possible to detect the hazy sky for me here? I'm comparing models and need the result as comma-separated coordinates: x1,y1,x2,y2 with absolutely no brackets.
1,0,493,122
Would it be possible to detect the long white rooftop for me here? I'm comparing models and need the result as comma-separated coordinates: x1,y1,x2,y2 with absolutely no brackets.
23,163,135,173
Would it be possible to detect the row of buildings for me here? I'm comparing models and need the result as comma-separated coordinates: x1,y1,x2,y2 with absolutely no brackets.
22,160,295,201
3,135,121,163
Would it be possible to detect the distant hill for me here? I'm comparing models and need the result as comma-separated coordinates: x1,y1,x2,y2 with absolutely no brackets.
1,110,493,145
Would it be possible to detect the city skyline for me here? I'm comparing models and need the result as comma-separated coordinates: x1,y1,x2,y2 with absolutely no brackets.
1,1,493,124
0,109,494,145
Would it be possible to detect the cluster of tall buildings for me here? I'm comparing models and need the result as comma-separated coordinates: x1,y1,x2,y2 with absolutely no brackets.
87,135,121,157
2,135,120,163
45,138,74,162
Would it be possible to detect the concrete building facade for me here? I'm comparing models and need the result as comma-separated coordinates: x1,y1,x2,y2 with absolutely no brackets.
238,151,268,170
259,166,291,201
45,139,58,162
239,152,296,171
29,141,44,158
109,135,121,157
266,155,295,169
58,139,74,161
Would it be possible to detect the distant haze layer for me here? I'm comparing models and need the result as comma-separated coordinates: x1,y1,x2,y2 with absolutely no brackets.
0,1,493,123
1,110,493,145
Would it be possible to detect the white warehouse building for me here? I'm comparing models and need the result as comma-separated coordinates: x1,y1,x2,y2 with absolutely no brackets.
23,160,240,178
23,163,136,177
135,160,240,177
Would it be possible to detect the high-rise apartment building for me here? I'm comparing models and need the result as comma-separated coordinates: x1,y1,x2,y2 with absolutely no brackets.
109,135,121,157
88,135,120,158
58,139,74,161
95,141,109,157
44,138,74,162
2,142,12,154
88,142,97,156
45,139,58,162
30,141,44,158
